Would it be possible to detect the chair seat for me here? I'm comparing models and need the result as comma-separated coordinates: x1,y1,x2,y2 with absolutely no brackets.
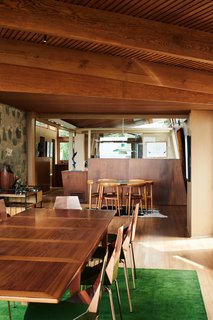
91,192,99,197
24,300,88,320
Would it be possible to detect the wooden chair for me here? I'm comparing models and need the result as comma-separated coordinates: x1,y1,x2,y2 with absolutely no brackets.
109,203,139,290
145,180,154,213
92,220,134,313
87,179,99,209
53,196,82,210
81,226,124,320
24,249,109,320
125,180,146,215
98,181,122,215
129,203,139,284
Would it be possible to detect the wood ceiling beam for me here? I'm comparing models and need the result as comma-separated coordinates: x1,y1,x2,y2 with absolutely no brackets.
0,0,213,65
0,39,213,94
38,114,187,120
1,64,213,105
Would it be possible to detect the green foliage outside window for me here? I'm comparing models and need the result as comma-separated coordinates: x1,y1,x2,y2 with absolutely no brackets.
60,142,69,161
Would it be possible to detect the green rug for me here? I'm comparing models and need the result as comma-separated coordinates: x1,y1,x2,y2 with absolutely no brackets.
0,268,207,320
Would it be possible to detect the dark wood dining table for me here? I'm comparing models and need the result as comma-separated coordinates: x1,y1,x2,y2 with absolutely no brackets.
0,207,115,303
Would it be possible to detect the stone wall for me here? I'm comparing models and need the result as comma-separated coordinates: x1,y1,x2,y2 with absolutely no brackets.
0,103,27,183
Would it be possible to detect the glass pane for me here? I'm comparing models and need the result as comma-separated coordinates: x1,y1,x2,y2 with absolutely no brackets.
59,129,69,137
100,142,131,159
60,142,69,160
36,121,48,128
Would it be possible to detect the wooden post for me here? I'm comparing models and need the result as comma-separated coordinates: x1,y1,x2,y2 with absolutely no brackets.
27,112,36,185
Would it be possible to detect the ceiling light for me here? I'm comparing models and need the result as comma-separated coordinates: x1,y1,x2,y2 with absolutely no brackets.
43,34,48,43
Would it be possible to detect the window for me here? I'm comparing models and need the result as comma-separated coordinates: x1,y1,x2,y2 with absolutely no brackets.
100,142,131,159
59,141,69,161
58,129,69,137
57,129,70,163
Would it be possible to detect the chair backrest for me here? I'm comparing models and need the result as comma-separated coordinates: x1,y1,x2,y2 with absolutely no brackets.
131,203,139,243
53,196,82,210
122,220,132,253
88,248,108,315
106,225,124,283
0,199,7,221
122,203,139,252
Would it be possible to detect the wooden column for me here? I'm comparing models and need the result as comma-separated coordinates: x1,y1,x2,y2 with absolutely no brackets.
27,112,36,185
188,110,213,237
88,130,91,159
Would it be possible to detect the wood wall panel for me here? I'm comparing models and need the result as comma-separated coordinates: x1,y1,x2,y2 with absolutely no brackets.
62,171,88,203
88,159,186,206
53,164,68,187
35,157,50,192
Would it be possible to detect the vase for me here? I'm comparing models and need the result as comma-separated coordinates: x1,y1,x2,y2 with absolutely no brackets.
0,164,15,190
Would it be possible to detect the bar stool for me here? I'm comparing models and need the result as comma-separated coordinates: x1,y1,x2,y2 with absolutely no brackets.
98,181,122,215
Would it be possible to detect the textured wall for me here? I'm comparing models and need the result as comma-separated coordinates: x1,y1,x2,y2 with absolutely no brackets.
0,103,27,183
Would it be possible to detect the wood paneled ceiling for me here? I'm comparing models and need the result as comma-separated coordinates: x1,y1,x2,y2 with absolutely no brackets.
0,0,213,128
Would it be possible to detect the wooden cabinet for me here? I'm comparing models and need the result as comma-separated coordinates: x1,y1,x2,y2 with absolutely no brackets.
61,171,88,203
53,164,68,187
35,157,50,192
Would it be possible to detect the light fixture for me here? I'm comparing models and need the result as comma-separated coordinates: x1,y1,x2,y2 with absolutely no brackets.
113,119,128,155
121,118,125,137
43,34,48,43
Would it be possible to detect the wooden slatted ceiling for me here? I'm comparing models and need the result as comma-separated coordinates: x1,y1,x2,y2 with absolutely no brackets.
0,0,213,123
0,0,213,74
1,27,213,73
59,0,213,33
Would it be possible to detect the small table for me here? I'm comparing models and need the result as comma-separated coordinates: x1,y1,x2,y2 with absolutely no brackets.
0,207,115,303
0,188,42,216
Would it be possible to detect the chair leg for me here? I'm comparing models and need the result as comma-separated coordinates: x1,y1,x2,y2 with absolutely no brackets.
114,279,123,320
150,185,153,213
8,301,12,320
116,186,120,216
88,184,92,209
130,242,137,283
144,186,148,213
105,287,117,320
129,243,136,289
123,257,133,312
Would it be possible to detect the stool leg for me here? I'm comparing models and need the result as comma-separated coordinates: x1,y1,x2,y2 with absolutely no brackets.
116,186,120,216
144,185,148,213
150,184,153,213
88,184,92,209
